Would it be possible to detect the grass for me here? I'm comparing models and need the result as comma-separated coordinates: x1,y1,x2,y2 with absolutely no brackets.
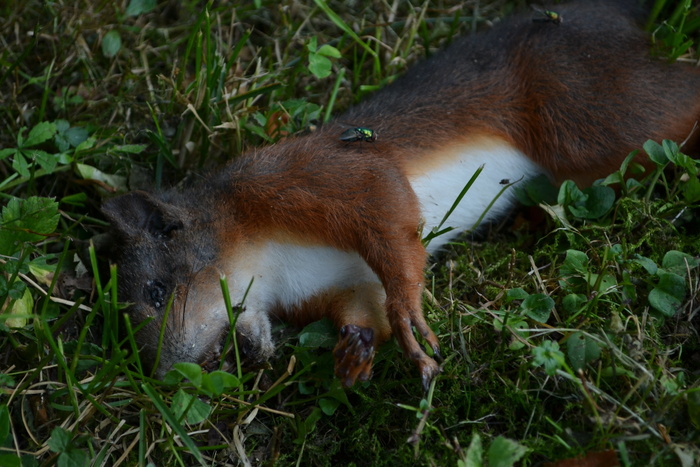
1,0,699,465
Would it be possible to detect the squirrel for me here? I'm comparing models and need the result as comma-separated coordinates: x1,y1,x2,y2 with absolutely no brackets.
103,1,700,391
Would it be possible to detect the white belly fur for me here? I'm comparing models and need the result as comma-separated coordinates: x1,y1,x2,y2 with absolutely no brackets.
228,241,382,313
408,138,544,254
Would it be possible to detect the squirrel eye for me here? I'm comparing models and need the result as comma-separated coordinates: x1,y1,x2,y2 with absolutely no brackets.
145,280,168,310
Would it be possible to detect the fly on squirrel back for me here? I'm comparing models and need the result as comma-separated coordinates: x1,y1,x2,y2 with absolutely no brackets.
532,5,562,24
340,127,377,143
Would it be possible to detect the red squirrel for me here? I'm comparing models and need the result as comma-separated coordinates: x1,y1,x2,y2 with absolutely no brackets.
103,1,700,390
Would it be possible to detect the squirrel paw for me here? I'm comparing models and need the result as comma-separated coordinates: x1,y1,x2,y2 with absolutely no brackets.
334,324,375,387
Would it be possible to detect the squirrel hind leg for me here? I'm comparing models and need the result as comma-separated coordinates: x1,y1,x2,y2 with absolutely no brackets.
334,324,376,386
326,283,391,387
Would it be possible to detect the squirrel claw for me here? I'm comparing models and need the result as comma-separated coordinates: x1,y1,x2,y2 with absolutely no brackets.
419,357,441,393
334,324,376,387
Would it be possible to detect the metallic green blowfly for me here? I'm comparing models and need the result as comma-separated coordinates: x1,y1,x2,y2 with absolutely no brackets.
532,5,562,25
340,127,377,143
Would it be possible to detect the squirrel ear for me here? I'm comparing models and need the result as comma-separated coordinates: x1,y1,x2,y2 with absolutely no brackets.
102,191,183,239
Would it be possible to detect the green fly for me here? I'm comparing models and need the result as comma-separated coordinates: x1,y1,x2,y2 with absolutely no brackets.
531,5,562,25
340,127,377,143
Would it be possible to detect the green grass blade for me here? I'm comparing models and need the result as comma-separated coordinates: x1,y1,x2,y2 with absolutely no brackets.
422,165,483,246
313,0,378,61
141,383,207,467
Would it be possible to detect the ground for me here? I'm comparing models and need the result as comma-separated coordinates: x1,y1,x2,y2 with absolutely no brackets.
0,1,699,465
